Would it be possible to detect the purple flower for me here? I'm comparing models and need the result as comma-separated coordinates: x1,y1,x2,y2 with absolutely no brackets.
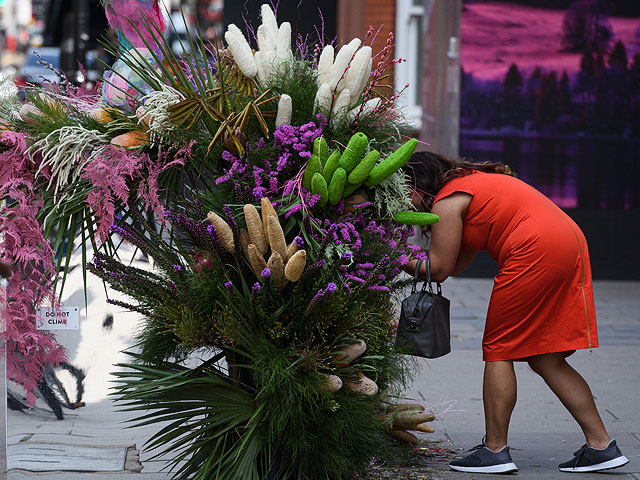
285,203,302,219
344,273,366,284
224,281,233,289
357,263,375,269
252,282,261,292
368,285,390,292
283,180,295,195
261,268,271,278
173,264,182,272
308,193,322,207
294,236,305,248
326,282,337,293
397,254,410,265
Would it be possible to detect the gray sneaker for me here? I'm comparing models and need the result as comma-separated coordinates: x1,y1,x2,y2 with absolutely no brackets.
559,439,629,472
449,438,518,474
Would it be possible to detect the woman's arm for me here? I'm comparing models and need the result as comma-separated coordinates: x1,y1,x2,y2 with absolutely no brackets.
424,192,471,282
402,192,471,282
452,249,476,276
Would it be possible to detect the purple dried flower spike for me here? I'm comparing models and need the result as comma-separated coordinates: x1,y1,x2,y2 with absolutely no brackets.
261,268,271,278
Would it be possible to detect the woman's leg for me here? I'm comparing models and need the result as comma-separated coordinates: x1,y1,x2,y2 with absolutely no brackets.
483,360,517,451
527,352,610,448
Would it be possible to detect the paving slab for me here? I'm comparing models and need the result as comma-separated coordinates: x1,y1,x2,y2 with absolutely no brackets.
8,443,128,472
5,275,638,479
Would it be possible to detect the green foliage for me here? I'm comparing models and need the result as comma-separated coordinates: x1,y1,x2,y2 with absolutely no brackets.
267,61,318,126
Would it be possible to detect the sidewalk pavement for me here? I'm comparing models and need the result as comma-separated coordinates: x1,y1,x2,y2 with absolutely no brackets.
6,263,640,479
409,277,640,480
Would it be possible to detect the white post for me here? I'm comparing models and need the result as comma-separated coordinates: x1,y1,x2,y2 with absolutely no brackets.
1,203,7,475
0,342,6,476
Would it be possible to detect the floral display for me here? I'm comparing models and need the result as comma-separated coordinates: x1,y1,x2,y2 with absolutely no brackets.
0,2,440,478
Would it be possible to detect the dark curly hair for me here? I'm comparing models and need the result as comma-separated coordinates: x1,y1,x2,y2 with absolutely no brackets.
402,151,516,210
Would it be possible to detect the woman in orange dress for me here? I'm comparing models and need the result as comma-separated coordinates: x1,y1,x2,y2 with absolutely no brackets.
403,151,628,474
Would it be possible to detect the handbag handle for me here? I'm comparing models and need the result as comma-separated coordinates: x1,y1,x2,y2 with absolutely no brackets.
413,256,443,296
410,259,423,294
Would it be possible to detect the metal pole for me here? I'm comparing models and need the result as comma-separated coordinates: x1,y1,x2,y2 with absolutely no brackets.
73,0,91,83
420,0,462,158
1,205,7,476
1,342,6,477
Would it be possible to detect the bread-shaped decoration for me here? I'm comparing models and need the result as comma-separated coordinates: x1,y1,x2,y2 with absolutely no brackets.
207,211,235,253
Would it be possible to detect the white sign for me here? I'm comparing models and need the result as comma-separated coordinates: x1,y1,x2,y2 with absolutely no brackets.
36,307,80,330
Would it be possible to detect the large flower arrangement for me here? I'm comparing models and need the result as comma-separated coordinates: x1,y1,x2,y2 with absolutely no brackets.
0,2,440,478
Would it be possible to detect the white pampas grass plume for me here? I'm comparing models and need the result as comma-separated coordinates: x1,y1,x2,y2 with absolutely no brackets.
348,97,382,121
345,46,372,106
225,29,257,78
275,94,292,127
260,4,279,47
276,22,292,61
255,49,276,87
257,25,275,51
348,38,362,51
331,88,351,120
330,43,356,91
227,24,252,53
314,83,332,114
317,45,334,86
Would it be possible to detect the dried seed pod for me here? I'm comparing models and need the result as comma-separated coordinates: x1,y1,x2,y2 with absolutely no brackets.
239,229,251,259
284,249,306,282
345,372,378,396
19,104,43,123
287,240,298,259
247,243,267,278
244,204,268,255
388,430,420,445
266,215,288,262
207,211,235,253
414,423,436,433
136,106,153,129
391,411,436,430
267,252,286,289
385,403,425,414
111,131,148,148
332,340,367,367
90,108,115,124
260,198,278,243
319,374,343,393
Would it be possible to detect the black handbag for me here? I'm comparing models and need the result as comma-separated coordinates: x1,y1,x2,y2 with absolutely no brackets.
396,257,451,358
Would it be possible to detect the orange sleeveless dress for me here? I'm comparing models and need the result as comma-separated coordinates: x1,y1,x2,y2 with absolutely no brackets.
434,171,598,361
